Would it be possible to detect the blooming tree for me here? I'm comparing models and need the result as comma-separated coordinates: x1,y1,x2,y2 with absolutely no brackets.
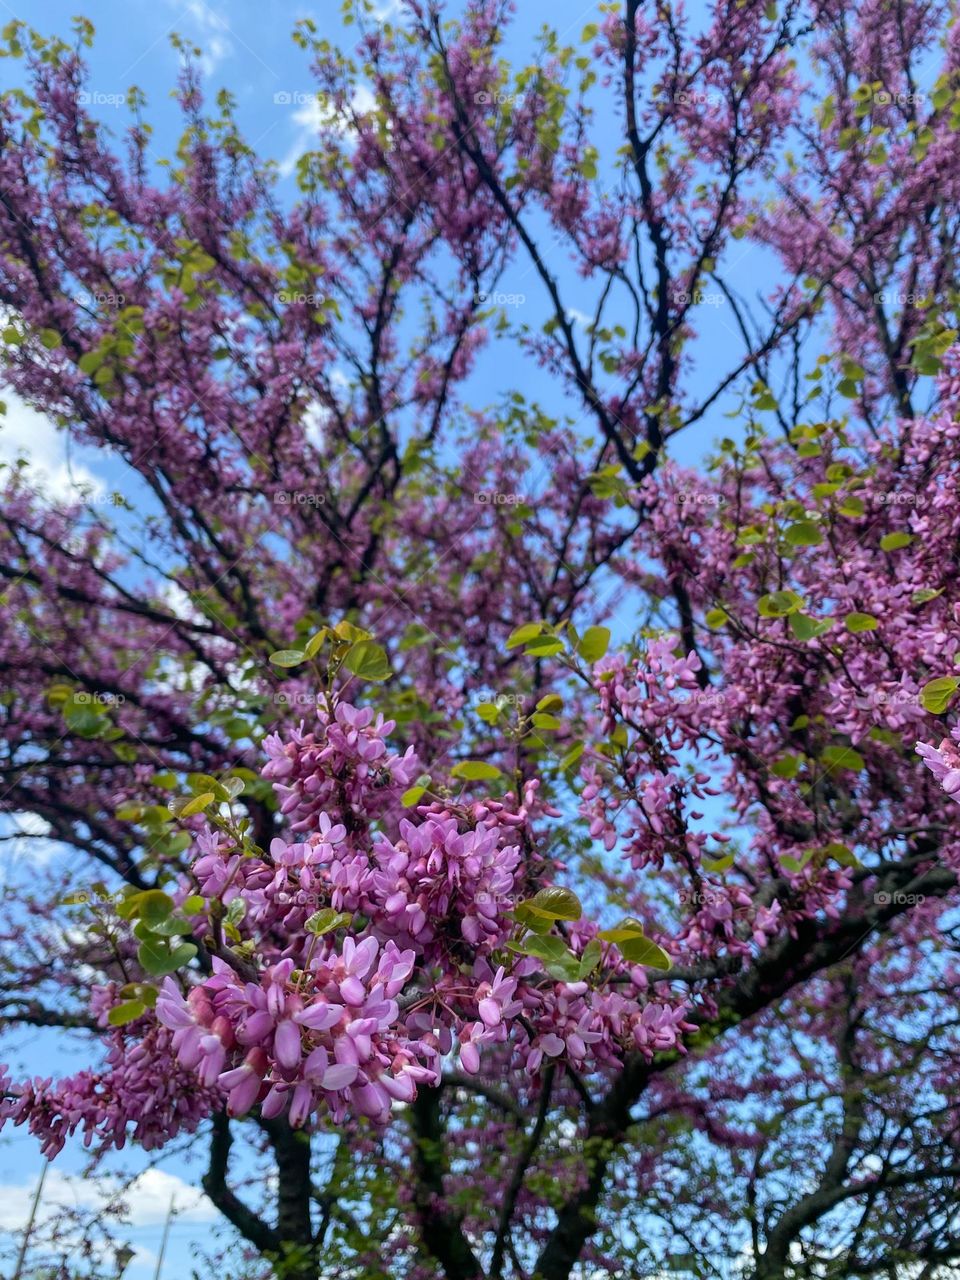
0,2,959,1278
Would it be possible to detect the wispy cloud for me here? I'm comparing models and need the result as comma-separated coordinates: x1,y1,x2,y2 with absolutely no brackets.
168,0,234,74
0,392,104,503
278,86,377,178
0,1166,218,1232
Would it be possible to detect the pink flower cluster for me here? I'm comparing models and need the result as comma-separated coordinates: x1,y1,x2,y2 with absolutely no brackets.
368,815,523,953
579,640,724,872
157,938,438,1127
510,956,695,1076
262,701,420,832
0,991,215,1157
917,729,960,800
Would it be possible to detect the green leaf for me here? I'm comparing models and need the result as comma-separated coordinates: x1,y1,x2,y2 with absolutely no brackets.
342,640,391,681
523,636,565,657
303,629,327,659
333,620,374,644
597,919,671,970
789,613,833,642
401,785,426,807
920,675,960,714
517,886,583,922
843,612,879,632
450,761,502,781
62,693,107,737
107,1000,145,1026
225,897,247,927
879,531,913,551
618,934,671,968
821,745,865,772
536,694,563,713
148,915,195,938
758,590,804,618
506,622,544,649
577,938,602,979
221,775,245,801
511,934,581,982
784,520,822,547
702,851,735,873
77,350,104,374
475,701,501,724
168,942,198,969
305,908,352,936
531,712,561,730
837,496,865,517
269,649,306,668
912,588,943,605
137,890,175,925
179,792,215,817
820,842,862,868
137,937,196,977
577,626,611,663
770,754,803,779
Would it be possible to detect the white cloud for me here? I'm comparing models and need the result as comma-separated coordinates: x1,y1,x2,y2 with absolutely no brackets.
0,812,58,866
279,86,378,178
110,1167,218,1225
174,0,234,74
0,1166,217,1233
300,370,352,447
0,392,103,503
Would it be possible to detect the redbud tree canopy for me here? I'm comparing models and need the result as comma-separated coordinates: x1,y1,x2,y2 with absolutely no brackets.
0,2,959,1278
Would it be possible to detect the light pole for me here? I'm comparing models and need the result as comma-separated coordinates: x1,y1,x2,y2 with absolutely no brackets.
12,1160,48,1280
